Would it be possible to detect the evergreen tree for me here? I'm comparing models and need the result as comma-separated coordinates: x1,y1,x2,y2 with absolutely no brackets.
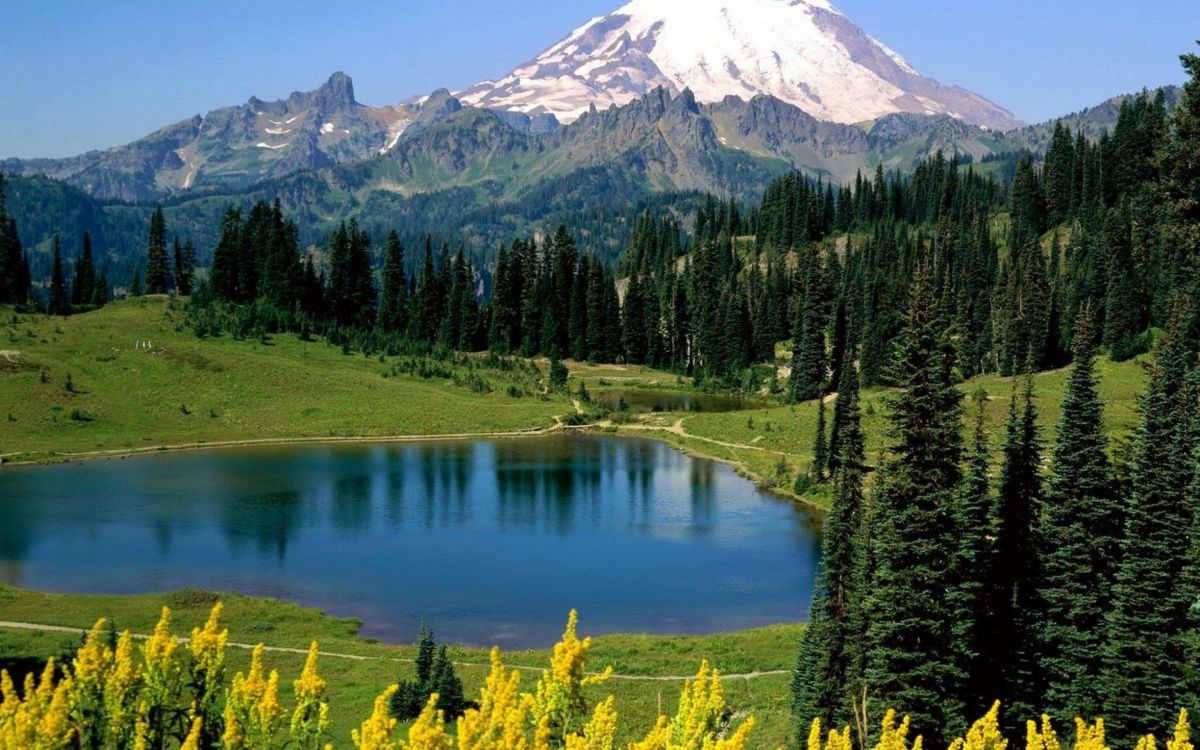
1102,302,1198,744
128,267,143,298
987,375,1045,723
430,645,468,719
144,206,169,294
954,390,998,718
864,265,965,746
174,238,196,296
71,231,96,307
210,207,243,302
327,220,375,329
812,396,828,481
621,275,649,364
48,235,68,315
1040,307,1121,721
789,252,828,402
1158,45,1200,340
91,268,108,307
410,239,442,342
378,230,408,334
791,358,866,731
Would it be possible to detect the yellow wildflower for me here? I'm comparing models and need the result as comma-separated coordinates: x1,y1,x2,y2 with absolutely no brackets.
949,702,1007,750
1075,718,1109,750
180,717,203,750
564,696,618,750
1026,715,1061,750
400,693,452,750
291,642,330,749
1167,710,1193,750
353,684,399,750
807,719,823,750
874,709,921,750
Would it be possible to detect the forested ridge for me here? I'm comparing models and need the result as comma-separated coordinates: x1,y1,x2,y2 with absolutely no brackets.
1,73,1187,394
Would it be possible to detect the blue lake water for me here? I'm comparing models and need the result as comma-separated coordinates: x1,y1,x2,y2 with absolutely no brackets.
0,434,821,647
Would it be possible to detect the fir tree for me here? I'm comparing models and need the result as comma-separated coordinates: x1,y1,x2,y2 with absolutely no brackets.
410,239,442,342
789,252,828,402
1158,45,1200,340
812,396,828,481
177,240,196,296
954,390,997,718
1039,307,1121,721
378,230,408,334
791,358,866,731
210,207,242,302
430,645,468,719
621,275,649,364
71,231,96,307
128,267,143,298
48,235,68,315
144,206,169,294
1103,301,1198,744
863,264,965,746
987,375,1045,723
91,268,108,307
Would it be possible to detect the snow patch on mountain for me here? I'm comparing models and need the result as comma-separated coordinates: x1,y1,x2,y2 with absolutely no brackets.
457,0,1021,131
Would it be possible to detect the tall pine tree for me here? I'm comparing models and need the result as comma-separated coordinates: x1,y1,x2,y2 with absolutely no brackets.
378,230,408,334
1102,301,1198,744
144,206,169,294
864,264,966,746
1039,307,1122,721
48,235,68,315
791,357,866,731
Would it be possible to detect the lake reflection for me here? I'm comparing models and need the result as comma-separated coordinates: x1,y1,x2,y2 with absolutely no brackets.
0,435,820,647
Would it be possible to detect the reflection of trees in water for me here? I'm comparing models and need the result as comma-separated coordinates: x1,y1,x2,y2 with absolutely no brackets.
413,443,473,529
219,491,307,563
689,461,716,528
331,476,372,533
0,506,36,565
495,438,605,535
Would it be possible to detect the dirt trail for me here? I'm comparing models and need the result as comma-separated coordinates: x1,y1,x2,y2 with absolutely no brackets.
0,621,788,682
619,419,771,454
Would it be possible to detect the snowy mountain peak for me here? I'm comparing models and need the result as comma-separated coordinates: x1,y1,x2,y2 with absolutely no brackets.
458,0,1022,131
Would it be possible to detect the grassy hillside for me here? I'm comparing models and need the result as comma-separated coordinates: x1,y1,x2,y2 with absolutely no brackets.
2,298,1151,496
0,299,569,463
579,356,1149,509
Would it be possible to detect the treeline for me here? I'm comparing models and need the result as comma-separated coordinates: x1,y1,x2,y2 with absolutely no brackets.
793,45,1200,750
192,202,624,363
0,174,203,315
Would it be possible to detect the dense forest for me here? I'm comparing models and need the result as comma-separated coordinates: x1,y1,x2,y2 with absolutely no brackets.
792,48,1200,749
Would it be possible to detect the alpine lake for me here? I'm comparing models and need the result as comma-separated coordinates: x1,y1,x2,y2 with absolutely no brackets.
0,429,821,647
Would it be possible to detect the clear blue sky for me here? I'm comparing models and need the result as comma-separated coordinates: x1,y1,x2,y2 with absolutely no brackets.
2,0,1198,159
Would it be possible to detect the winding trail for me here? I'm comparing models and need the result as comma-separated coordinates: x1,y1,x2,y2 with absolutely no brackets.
0,621,789,682
618,419,771,454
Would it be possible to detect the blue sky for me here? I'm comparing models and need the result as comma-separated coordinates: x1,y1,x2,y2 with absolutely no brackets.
2,0,1198,159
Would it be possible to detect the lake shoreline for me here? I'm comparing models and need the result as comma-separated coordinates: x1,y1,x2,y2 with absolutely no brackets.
0,419,829,512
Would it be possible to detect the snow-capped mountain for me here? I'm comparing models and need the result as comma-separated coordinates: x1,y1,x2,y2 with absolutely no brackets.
458,0,1022,131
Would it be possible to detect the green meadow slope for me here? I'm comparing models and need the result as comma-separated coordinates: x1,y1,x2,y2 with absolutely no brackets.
0,298,568,463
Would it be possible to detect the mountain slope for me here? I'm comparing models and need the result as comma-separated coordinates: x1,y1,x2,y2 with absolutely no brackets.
458,0,1022,131
1,74,427,202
